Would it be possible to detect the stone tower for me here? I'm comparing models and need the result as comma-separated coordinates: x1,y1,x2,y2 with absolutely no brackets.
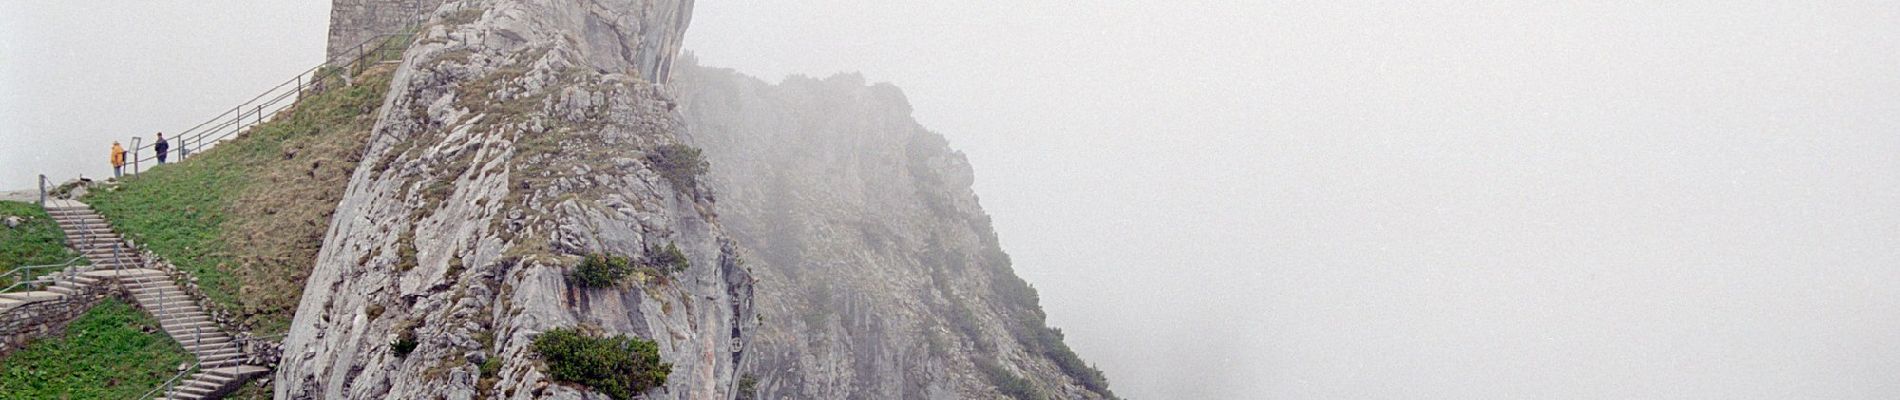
326,0,444,64
325,0,694,83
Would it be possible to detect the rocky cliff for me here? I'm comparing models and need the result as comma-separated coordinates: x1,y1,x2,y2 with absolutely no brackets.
280,1,755,399
673,58,1115,400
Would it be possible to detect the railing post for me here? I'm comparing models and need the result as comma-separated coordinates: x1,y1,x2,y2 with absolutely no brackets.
38,174,46,207
130,136,141,174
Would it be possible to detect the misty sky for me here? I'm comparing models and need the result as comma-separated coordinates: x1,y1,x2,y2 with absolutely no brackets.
7,2,1900,399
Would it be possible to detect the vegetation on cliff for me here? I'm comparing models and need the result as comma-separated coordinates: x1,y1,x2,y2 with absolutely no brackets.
532,327,672,400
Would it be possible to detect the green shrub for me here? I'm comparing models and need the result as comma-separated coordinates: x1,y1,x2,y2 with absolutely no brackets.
480,356,503,379
391,329,419,358
647,144,709,191
647,242,690,274
571,253,633,288
532,327,670,400
737,374,759,400
977,358,1047,400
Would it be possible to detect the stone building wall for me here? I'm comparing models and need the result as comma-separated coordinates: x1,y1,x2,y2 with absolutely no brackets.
326,0,694,83
326,0,445,64
0,288,111,358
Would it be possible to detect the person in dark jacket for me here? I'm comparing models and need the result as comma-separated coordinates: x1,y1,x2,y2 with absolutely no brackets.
154,132,170,164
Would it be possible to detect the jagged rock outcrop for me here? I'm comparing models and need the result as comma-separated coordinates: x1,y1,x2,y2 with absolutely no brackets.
674,58,1115,400
281,1,755,399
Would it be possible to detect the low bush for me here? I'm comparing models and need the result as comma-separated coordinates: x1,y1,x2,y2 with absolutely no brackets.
737,374,759,400
648,242,690,274
977,358,1048,400
571,253,633,288
390,329,419,358
647,144,709,191
532,327,670,400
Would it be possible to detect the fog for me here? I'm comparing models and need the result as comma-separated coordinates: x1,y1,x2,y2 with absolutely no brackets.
8,2,1900,399
0,2,333,187
686,2,1900,399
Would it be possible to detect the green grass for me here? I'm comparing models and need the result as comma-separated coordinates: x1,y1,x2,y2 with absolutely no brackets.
85,156,240,302
0,299,195,399
85,66,396,334
0,200,86,290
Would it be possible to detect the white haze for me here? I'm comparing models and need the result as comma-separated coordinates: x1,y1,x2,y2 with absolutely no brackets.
6,2,1900,399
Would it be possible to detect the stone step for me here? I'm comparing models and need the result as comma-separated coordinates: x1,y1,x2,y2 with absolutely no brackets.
67,236,123,246
163,320,218,335
64,229,118,238
160,314,210,326
63,228,116,237
180,338,235,353
123,275,175,286
80,268,165,279
142,299,201,313
167,380,220,399
0,291,62,302
134,287,185,299
62,227,117,237
203,365,269,379
197,346,243,359
56,220,109,229
81,247,136,257
51,213,103,220
131,283,185,294
135,289,189,300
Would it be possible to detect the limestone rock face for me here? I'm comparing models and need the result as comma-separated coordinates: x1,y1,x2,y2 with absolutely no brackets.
280,1,754,399
674,59,1115,400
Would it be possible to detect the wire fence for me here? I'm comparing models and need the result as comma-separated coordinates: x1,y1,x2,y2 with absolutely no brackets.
122,31,417,174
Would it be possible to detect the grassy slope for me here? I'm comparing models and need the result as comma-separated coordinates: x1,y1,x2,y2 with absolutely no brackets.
85,66,393,335
0,299,195,399
0,200,86,289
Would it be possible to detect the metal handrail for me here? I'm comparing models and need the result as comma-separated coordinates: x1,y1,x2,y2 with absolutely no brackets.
137,358,200,400
0,256,85,293
124,29,419,169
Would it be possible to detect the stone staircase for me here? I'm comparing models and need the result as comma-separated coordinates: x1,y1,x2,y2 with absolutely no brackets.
38,203,269,399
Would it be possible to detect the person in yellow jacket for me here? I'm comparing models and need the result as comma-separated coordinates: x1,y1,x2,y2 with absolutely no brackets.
111,141,127,178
